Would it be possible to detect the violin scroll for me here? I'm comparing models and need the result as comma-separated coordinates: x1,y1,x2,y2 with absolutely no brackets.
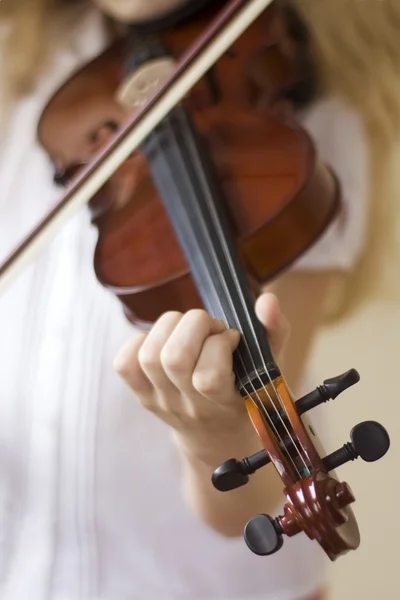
244,471,360,560
212,370,390,560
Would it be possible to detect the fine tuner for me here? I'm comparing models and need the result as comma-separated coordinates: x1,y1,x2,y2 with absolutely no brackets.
212,369,390,556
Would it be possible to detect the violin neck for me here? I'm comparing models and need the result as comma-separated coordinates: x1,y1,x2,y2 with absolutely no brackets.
142,105,279,392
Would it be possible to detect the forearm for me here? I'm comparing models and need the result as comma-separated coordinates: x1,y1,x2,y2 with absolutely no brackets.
174,419,283,537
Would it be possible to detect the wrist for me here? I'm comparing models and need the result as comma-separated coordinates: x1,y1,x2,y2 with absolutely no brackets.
173,416,261,469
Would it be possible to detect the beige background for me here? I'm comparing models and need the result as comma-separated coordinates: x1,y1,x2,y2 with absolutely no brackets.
306,232,400,598
300,142,400,600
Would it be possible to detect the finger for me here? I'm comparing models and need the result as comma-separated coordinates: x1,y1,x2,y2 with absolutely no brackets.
160,309,228,392
255,292,290,357
137,311,183,390
191,328,241,404
113,330,152,395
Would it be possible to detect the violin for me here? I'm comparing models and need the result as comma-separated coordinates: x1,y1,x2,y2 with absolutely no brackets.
0,0,390,560
39,1,335,328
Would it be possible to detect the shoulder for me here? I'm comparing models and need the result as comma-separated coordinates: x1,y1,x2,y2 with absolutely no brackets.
297,95,368,168
297,94,370,220
291,95,371,272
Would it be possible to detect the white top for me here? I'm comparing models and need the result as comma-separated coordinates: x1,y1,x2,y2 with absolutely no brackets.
0,9,368,600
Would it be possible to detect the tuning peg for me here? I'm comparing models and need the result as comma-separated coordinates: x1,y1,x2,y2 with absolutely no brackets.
323,421,390,472
212,450,270,491
296,368,360,415
244,514,284,556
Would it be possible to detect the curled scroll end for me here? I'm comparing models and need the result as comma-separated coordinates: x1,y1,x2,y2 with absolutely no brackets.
280,471,360,561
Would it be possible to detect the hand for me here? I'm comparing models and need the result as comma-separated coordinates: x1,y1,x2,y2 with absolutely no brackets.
114,293,290,462
92,0,186,22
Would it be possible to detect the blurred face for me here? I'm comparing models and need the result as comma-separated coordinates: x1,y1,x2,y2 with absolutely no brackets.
91,0,186,22
37,44,147,216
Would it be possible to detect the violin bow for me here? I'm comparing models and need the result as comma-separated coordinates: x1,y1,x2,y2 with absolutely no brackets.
0,0,273,295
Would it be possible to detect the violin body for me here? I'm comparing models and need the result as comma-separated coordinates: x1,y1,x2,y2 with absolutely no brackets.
39,4,339,329
98,9,340,328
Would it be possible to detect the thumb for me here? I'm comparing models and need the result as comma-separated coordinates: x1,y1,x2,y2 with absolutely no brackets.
255,293,290,358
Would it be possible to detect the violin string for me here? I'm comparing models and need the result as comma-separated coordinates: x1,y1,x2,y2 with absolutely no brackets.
171,107,308,473
150,114,293,459
155,109,303,474
149,112,297,471
237,371,297,470
234,346,301,475
167,109,300,455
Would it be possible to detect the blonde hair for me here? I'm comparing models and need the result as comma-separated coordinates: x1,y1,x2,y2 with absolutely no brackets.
1,0,400,317
0,1,79,98
0,0,118,118
291,0,400,318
